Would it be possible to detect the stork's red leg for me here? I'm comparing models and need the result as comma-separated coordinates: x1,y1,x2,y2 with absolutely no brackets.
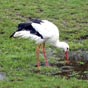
36,45,41,70
42,43,49,66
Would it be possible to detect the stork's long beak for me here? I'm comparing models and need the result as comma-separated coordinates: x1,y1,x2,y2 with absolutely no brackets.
65,51,70,64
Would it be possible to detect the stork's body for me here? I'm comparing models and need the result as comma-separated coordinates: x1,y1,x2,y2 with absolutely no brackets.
10,19,69,69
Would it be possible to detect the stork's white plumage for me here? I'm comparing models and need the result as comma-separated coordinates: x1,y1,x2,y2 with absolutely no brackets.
10,19,69,69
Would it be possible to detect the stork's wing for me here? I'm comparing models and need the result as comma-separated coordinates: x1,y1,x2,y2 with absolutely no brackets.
32,20,59,39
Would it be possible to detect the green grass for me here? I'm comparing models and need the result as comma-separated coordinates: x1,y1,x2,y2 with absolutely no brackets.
0,0,88,88
0,75,88,88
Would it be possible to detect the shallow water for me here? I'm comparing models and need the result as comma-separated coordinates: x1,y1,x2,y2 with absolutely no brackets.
0,72,6,81
35,49,88,80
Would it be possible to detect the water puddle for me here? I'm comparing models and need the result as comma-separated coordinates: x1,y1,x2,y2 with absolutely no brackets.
0,72,6,81
33,50,88,80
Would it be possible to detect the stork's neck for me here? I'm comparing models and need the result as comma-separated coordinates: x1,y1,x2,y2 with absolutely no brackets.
54,40,68,51
54,40,64,48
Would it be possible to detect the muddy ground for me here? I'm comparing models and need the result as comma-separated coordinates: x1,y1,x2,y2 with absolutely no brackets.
34,49,88,80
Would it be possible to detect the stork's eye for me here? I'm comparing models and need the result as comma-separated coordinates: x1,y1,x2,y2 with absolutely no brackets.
67,48,69,50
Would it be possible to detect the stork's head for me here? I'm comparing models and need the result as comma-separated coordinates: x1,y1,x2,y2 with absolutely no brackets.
63,42,69,59
55,41,69,63
62,42,69,63
60,42,69,61
62,42,69,52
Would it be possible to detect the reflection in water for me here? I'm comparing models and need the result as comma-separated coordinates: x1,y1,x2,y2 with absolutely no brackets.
0,72,6,81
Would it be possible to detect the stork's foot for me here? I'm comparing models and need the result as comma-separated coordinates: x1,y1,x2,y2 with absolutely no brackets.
66,60,70,65
37,66,41,70
45,61,50,67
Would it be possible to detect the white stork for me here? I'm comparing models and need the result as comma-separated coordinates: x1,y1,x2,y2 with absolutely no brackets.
10,19,69,69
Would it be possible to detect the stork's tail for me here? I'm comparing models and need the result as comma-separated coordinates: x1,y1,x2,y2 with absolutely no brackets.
10,32,15,38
